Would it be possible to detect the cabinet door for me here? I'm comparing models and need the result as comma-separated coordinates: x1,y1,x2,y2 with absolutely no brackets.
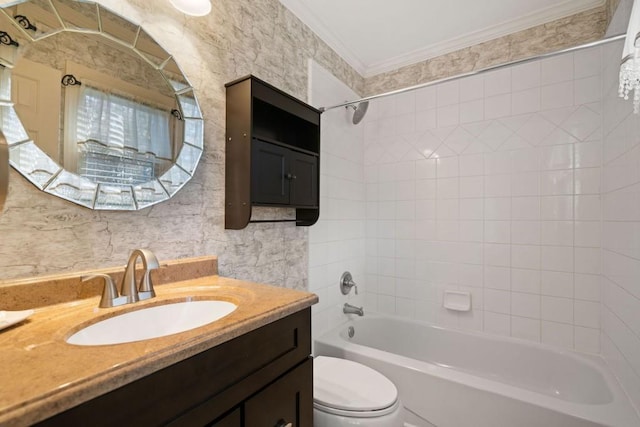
289,151,317,208
209,407,241,427
244,358,313,427
252,139,289,205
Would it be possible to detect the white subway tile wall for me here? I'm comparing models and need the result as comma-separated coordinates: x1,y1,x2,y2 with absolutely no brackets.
309,61,366,341
601,40,640,413
361,46,603,352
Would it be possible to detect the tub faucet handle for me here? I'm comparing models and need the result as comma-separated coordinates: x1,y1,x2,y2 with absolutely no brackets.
340,271,358,295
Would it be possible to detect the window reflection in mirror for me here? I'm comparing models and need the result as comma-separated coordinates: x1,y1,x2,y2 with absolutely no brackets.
0,0,203,210
74,87,174,185
13,31,182,185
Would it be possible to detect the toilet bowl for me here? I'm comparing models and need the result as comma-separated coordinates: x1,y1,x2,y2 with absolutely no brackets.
313,356,404,426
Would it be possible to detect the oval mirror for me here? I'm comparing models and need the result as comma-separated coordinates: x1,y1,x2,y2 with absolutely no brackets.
0,0,203,210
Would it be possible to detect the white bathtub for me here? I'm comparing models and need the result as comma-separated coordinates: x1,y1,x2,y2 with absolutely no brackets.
314,314,639,427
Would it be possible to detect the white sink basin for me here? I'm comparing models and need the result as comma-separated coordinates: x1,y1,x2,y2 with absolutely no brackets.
66,300,237,346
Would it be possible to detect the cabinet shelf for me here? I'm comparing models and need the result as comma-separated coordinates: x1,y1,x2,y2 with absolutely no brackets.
252,135,319,158
225,75,321,230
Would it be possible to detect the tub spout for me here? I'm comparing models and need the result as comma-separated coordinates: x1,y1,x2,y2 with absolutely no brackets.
343,303,364,316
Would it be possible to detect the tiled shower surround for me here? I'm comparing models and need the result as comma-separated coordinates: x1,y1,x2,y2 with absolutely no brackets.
311,37,640,415
601,40,640,411
308,61,366,339
361,46,605,352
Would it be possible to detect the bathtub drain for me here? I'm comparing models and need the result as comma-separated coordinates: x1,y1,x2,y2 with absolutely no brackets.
348,326,355,338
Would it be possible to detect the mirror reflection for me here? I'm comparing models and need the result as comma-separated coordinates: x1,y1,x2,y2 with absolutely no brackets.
0,0,203,210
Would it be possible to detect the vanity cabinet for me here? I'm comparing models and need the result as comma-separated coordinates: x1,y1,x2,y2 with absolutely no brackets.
35,308,312,427
225,75,321,229
212,359,312,427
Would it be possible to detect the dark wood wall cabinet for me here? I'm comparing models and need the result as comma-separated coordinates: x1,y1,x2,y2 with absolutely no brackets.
36,308,313,427
225,75,321,229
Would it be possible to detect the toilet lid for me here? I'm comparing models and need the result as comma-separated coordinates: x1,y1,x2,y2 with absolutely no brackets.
313,356,398,412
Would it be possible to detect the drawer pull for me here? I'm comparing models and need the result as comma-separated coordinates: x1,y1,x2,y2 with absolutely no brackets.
275,420,292,427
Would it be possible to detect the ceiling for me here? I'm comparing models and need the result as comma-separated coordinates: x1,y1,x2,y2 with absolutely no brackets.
279,0,605,77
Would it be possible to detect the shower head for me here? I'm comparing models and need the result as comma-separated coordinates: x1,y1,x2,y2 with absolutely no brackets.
346,101,369,125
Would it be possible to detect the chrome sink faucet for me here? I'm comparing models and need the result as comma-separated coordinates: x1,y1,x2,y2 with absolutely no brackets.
82,249,160,308
121,249,160,303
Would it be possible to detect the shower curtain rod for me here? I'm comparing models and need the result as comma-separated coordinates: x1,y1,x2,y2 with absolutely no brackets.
319,33,626,112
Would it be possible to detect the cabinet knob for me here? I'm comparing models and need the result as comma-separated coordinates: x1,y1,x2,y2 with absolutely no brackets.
285,173,297,180
274,420,292,427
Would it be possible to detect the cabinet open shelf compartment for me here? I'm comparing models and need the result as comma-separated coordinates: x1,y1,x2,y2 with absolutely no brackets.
253,99,319,154
225,75,321,230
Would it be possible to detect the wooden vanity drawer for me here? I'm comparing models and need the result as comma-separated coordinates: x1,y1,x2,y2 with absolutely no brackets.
244,358,313,427
36,308,311,427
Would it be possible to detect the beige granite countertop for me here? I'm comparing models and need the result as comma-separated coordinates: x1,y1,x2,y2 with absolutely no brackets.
0,273,318,426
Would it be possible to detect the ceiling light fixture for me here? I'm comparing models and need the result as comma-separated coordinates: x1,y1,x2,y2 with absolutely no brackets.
169,0,211,16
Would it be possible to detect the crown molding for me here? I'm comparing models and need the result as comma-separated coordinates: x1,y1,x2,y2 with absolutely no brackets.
279,0,367,76
280,0,605,79
363,0,604,77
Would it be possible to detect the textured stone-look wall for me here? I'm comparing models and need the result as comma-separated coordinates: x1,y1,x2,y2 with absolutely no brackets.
20,32,171,98
0,0,363,286
607,0,621,20
364,3,614,96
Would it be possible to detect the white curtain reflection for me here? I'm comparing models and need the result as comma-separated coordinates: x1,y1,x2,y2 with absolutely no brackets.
74,86,173,185
77,86,172,157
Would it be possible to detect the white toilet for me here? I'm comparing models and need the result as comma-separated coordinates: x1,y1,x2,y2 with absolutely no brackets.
313,356,404,426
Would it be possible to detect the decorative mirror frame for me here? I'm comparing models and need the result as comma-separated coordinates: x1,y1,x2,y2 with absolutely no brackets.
0,0,204,210
0,130,7,213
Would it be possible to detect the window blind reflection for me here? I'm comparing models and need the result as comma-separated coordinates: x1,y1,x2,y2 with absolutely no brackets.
75,86,172,185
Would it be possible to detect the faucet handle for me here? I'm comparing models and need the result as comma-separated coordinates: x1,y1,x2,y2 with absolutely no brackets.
340,271,358,295
137,249,159,301
138,271,155,300
138,269,157,300
82,274,127,308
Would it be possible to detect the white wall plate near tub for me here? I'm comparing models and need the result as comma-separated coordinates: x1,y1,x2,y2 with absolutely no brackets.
443,291,471,312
